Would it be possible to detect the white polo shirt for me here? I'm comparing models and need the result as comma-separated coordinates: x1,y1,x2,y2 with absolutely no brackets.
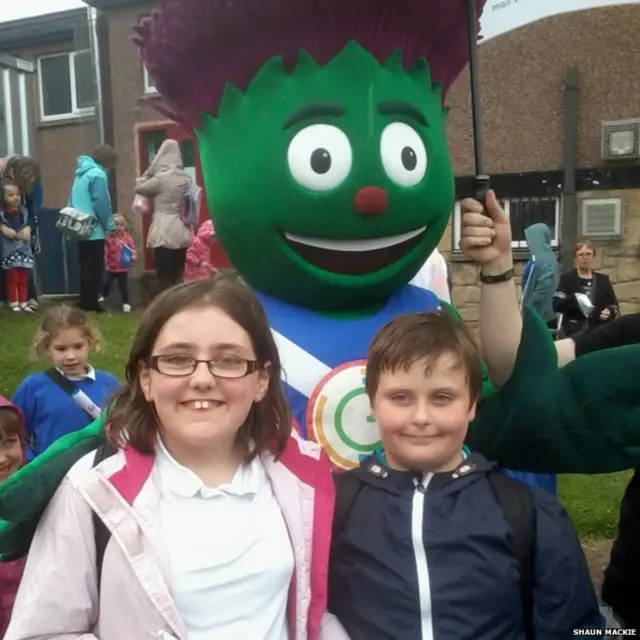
155,438,294,639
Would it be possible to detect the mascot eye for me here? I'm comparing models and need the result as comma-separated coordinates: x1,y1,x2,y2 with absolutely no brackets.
380,122,427,187
287,124,353,191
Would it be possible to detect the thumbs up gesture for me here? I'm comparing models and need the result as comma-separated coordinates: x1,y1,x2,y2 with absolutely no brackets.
459,190,513,270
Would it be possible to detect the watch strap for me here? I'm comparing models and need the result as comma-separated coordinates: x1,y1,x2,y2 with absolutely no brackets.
480,268,515,284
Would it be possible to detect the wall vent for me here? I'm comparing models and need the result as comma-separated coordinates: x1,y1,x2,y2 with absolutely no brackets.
580,198,623,239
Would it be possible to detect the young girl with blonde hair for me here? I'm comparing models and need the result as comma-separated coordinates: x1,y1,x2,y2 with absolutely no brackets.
11,305,120,460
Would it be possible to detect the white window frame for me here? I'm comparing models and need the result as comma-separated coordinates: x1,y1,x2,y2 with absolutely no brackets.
144,65,158,95
452,196,561,251
37,51,96,122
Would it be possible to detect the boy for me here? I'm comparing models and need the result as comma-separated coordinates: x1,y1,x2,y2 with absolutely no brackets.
327,310,601,639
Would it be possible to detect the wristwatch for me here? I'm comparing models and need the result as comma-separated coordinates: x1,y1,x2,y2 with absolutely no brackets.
479,268,515,284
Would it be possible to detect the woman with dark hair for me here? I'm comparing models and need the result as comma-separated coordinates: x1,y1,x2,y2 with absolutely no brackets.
0,156,42,310
553,241,619,337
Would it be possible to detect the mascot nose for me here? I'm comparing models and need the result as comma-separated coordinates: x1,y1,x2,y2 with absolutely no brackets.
354,186,389,216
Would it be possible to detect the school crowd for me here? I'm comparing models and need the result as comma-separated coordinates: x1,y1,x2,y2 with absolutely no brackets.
0,139,216,321
0,269,638,636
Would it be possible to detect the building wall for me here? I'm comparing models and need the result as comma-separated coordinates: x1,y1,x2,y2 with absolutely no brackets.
446,4,640,175
10,39,99,210
441,4,640,326
103,2,158,273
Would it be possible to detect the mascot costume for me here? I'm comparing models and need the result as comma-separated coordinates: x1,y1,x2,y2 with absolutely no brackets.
2,0,640,558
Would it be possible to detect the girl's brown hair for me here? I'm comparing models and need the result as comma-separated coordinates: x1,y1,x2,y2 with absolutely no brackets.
4,156,40,196
31,305,101,360
106,271,291,461
0,406,25,443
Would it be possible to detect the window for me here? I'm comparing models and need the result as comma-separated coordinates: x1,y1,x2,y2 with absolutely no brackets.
38,51,95,121
144,65,158,94
452,196,560,251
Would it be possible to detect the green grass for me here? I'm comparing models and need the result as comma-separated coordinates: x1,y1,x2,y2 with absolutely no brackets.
0,306,630,541
559,472,630,541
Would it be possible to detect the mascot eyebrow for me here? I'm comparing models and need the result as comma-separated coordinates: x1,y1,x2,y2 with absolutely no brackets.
283,103,346,129
282,101,428,130
378,101,428,126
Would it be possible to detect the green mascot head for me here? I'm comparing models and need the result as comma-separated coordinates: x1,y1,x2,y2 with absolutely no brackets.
136,0,484,310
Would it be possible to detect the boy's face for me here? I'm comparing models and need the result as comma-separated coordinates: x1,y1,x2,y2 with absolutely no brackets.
371,353,476,474
3,185,22,211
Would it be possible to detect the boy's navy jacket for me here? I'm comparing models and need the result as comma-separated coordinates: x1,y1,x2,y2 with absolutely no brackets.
328,453,601,639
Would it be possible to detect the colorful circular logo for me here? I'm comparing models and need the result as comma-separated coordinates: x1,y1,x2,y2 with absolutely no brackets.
306,360,381,470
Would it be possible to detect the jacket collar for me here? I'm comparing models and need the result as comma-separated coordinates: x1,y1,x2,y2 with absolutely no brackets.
56,365,96,382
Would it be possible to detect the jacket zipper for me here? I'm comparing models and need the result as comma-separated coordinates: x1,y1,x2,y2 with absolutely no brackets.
411,473,434,640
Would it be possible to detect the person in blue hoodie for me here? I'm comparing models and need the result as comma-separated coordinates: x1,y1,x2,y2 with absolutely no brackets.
506,222,560,495
69,145,117,313
0,156,43,310
520,222,559,330
328,311,601,639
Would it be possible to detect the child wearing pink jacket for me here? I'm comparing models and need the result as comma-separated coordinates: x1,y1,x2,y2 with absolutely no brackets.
184,219,216,281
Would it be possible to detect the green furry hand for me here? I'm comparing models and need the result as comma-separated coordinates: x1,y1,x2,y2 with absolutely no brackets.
0,414,107,559
467,308,640,474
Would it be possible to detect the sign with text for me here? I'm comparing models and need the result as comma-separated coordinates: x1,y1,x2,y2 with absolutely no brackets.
479,0,640,42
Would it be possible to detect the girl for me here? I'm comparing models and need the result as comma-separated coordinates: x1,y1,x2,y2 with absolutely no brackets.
0,181,35,313
12,305,120,461
0,396,27,637
136,139,193,292
6,273,340,640
0,155,42,311
101,213,137,312
184,219,216,281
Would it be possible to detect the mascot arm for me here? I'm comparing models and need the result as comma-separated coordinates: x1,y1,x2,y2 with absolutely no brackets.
466,307,640,474
0,413,107,560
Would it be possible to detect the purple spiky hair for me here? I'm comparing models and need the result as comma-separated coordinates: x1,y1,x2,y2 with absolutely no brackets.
133,0,486,130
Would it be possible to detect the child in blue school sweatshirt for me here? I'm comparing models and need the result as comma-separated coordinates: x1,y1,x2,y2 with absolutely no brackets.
12,305,120,460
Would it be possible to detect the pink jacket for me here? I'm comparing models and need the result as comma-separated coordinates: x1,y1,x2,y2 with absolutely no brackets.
184,219,215,281
5,433,350,639
104,232,136,274
0,396,26,638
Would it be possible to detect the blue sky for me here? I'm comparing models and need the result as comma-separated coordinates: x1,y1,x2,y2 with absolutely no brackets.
1,0,86,23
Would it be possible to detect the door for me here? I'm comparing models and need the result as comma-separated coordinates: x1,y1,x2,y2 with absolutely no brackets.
138,124,231,270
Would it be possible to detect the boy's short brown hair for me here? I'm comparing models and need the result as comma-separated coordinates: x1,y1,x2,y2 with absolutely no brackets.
366,310,483,403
